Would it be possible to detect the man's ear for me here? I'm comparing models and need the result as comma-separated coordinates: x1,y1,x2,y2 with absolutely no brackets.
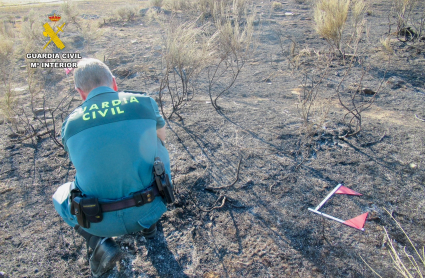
76,87,88,101
112,77,118,92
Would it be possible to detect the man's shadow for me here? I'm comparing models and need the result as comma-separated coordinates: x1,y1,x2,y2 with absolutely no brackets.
138,222,189,278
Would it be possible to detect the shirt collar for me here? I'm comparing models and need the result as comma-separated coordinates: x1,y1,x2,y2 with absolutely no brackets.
85,86,116,102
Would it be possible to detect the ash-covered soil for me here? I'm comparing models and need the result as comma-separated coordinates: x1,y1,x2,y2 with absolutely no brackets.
1,0,425,277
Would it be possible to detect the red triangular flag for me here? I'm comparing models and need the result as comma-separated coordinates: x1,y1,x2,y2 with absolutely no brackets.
343,212,368,230
65,68,74,75
335,186,362,196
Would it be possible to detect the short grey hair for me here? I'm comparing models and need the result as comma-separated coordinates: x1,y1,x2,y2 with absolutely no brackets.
74,58,113,93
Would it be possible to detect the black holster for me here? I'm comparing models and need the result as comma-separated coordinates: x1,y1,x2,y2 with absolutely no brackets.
153,157,175,204
70,183,82,217
71,196,90,228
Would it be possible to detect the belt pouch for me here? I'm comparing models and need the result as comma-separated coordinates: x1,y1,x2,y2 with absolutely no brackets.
80,198,103,224
72,197,90,228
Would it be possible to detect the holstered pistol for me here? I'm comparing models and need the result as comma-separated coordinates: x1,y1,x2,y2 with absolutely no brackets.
153,157,175,204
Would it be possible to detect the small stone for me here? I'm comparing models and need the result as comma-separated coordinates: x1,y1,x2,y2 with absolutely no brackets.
363,88,376,95
409,163,417,169
244,180,254,187
13,86,26,92
139,8,149,16
33,107,52,116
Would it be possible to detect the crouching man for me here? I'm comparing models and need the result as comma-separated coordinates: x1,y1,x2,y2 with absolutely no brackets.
52,58,173,277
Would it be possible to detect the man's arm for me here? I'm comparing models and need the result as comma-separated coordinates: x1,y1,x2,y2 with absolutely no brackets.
157,126,166,142
149,97,166,141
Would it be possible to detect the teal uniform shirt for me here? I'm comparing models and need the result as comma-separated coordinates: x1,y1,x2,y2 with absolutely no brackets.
53,86,170,237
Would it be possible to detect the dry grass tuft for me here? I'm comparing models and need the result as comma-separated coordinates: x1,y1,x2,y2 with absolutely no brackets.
206,10,255,109
0,38,13,58
80,19,104,51
361,208,425,278
161,0,249,21
0,20,14,39
21,10,43,44
390,0,425,41
380,37,394,54
163,20,212,71
145,6,163,23
158,18,214,118
0,36,15,122
61,0,80,26
149,0,163,8
196,0,248,21
272,1,283,11
157,0,254,114
352,0,366,28
197,0,219,17
392,0,418,32
314,0,350,53
214,14,254,58
231,0,249,20
117,6,137,21
163,0,192,11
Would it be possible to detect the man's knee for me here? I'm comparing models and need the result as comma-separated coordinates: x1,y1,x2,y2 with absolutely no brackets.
52,182,72,206
52,182,77,227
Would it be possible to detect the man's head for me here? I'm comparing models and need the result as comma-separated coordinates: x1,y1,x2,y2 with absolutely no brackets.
74,58,118,100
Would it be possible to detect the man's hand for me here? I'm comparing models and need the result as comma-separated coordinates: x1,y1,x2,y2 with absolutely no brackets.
157,126,166,142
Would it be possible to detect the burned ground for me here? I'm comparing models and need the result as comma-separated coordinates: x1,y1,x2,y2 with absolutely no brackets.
1,0,425,277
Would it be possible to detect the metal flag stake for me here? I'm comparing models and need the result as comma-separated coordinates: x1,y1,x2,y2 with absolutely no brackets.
308,184,368,231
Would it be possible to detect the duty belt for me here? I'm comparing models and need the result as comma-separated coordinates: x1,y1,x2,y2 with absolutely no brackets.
101,185,160,212
70,183,160,229
70,156,174,229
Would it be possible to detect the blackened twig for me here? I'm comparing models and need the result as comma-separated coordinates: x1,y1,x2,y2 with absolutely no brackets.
205,156,242,190
199,195,227,212
360,132,387,147
12,130,51,143
415,114,425,122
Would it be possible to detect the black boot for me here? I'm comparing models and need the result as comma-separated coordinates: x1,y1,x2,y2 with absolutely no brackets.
74,225,122,277
141,223,157,239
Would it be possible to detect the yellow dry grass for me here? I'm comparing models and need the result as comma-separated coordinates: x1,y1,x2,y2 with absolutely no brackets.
272,1,283,11
314,0,350,52
361,208,425,278
380,36,394,54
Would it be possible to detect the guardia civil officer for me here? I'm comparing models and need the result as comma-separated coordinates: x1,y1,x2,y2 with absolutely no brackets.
52,58,173,277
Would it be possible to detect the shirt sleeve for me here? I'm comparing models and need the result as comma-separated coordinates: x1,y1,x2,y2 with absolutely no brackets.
61,118,70,153
150,98,166,129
